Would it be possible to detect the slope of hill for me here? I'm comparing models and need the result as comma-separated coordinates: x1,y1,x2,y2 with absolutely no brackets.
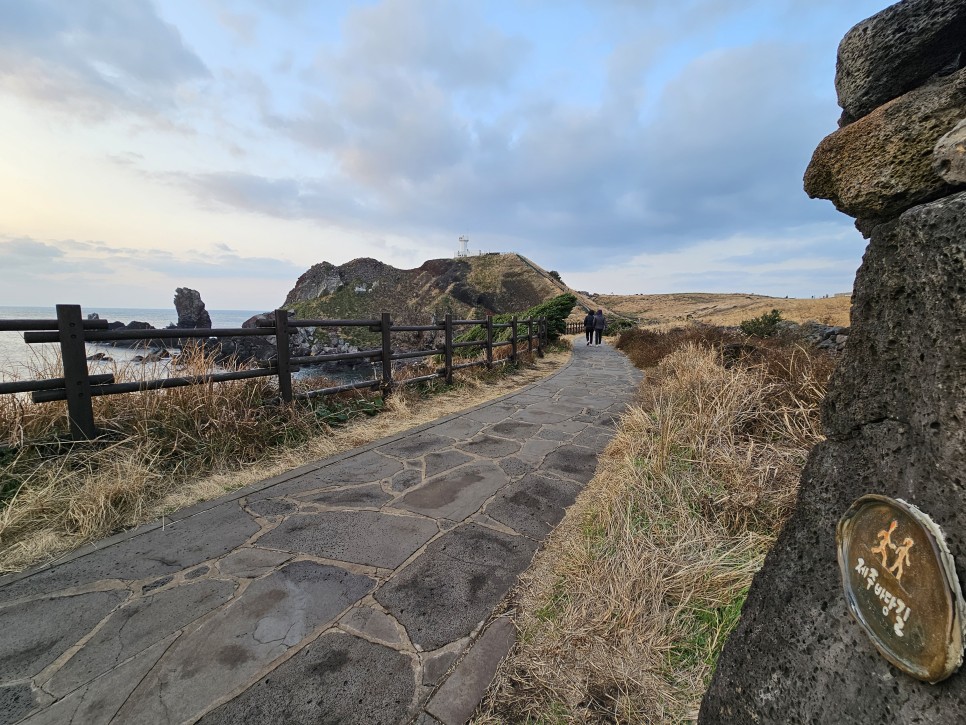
594,292,852,327
282,253,586,347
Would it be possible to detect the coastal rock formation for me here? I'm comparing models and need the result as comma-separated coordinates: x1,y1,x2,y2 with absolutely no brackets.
283,254,570,323
214,312,368,375
702,3,966,722
173,287,212,329
105,320,165,350
219,253,588,368
285,260,389,305
214,313,276,364
835,0,966,125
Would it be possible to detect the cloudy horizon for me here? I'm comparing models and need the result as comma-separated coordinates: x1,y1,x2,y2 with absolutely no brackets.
0,0,886,310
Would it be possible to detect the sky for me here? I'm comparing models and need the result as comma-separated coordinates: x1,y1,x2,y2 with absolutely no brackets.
0,0,888,311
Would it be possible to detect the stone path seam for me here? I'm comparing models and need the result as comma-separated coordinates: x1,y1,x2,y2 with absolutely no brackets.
0,341,641,725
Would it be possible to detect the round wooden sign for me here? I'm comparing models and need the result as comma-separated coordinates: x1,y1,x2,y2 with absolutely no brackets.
837,495,966,683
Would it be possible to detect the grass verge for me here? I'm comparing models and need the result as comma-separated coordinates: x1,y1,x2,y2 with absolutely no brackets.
0,341,570,573
475,327,834,723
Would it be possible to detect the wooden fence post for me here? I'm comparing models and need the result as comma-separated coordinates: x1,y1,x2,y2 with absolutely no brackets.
485,315,493,369
274,309,293,403
380,312,393,397
443,313,454,385
510,316,518,363
527,319,533,355
57,304,97,440
537,317,545,358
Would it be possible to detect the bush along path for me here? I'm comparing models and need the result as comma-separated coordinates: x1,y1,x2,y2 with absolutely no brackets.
0,338,641,725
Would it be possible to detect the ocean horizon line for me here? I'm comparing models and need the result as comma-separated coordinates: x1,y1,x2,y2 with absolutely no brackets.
0,305,267,314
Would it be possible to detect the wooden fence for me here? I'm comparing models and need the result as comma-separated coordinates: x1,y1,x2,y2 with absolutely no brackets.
0,304,547,440
565,321,585,335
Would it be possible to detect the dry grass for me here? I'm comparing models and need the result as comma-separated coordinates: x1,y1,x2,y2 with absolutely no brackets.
594,292,851,328
476,334,833,724
0,342,570,573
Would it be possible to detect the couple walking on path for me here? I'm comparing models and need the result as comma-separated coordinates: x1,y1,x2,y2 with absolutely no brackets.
584,309,606,346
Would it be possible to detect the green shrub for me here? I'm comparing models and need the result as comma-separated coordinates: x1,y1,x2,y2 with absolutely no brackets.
739,309,783,338
604,318,635,336
456,293,577,347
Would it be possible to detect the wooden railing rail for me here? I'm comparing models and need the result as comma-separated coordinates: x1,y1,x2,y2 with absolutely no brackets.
2,304,548,440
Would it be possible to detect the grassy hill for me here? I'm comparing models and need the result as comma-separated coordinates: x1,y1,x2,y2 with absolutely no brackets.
283,253,581,347
285,254,566,318
282,253,850,336
592,292,852,327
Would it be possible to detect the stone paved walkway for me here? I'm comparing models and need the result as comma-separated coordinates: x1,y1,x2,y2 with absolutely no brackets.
0,340,641,725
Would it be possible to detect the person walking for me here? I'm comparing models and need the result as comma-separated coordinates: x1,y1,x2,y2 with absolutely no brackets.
593,309,606,346
583,309,595,345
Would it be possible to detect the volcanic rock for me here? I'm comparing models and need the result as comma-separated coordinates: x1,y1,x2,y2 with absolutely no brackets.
285,261,361,305
836,0,966,125
823,192,966,473
933,117,966,184
173,287,211,329
702,2,966,719
700,192,966,724
104,320,166,350
282,253,580,323
805,67,966,228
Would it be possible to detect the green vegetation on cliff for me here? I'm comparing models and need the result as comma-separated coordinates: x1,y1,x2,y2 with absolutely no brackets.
456,293,578,347
283,254,576,349
286,254,565,323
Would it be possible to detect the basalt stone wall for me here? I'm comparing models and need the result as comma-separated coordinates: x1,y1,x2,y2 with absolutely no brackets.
701,2,966,722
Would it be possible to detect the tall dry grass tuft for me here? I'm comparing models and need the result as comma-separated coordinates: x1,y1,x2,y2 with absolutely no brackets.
477,337,833,723
615,326,736,370
0,341,568,572
0,345,328,569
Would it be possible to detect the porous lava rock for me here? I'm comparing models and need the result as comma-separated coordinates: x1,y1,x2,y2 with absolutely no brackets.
700,193,966,722
805,67,966,229
702,2,966,720
823,192,966,475
933,117,966,184
836,0,966,125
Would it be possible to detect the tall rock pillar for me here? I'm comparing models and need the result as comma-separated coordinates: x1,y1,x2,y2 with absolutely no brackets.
701,1,966,721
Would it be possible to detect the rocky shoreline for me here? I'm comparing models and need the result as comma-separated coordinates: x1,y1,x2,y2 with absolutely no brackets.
86,289,370,376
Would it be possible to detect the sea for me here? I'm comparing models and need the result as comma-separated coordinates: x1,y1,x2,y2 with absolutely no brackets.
0,306,380,386
0,306,262,381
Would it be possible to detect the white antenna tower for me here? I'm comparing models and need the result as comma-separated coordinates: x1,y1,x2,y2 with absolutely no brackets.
457,235,470,257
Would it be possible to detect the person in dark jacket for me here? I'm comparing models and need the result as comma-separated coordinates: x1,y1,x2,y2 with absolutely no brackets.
583,310,595,345
593,309,606,345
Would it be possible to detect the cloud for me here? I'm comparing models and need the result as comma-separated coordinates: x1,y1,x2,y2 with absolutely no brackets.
0,236,304,307
0,0,886,304
561,225,863,297
337,0,530,92
217,9,258,45
1,237,65,269
190,24,846,266
56,237,304,279
0,0,209,119
262,0,528,184
166,171,375,223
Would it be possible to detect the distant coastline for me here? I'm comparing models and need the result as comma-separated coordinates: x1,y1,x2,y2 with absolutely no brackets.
0,306,263,377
